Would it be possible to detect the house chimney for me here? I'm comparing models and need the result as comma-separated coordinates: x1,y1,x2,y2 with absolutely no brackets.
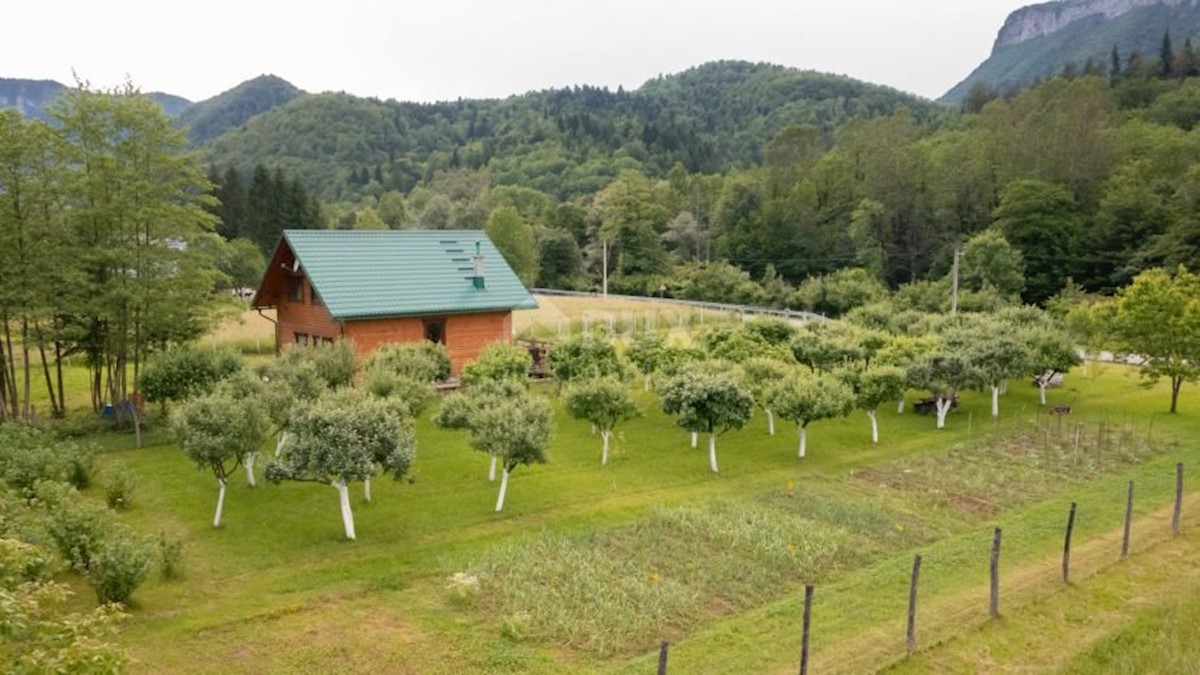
472,241,486,290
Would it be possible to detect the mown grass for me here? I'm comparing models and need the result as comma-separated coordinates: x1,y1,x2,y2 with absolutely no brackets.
19,359,1199,673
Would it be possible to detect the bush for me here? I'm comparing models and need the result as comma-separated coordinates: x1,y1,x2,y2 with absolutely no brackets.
140,347,243,410
362,370,434,416
461,342,531,385
365,342,451,383
88,535,152,605
157,533,183,580
547,335,627,383
104,465,136,511
37,482,109,573
0,427,95,495
281,341,357,389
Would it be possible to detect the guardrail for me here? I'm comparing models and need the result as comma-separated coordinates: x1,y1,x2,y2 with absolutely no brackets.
530,288,829,323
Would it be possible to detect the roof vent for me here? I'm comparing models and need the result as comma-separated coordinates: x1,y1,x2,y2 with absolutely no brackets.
472,241,486,290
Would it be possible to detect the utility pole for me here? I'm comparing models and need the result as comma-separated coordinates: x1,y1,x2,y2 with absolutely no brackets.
602,239,609,297
950,244,961,317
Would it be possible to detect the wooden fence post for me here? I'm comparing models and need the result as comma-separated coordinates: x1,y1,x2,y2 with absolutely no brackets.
1063,502,1077,584
989,528,1002,619
657,641,669,675
907,554,922,655
1122,480,1134,559
799,585,814,675
1173,463,1184,537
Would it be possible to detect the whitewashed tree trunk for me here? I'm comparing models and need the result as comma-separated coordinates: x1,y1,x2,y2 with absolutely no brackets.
336,481,356,540
991,385,1000,419
708,433,719,473
274,431,289,457
690,431,698,448
1039,381,1048,405
798,426,808,459
601,430,612,464
867,410,878,444
898,399,906,414
766,409,775,436
213,478,227,528
643,374,651,391
488,454,497,482
364,476,372,502
936,399,952,429
495,468,510,512
244,453,257,487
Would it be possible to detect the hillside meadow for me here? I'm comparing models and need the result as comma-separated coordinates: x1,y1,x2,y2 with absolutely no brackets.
42,358,1195,674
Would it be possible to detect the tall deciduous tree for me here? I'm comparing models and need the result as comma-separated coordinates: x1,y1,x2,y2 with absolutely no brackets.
992,179,1082,304
486,206,539,286
1105,266,1200,413
563,377,639,464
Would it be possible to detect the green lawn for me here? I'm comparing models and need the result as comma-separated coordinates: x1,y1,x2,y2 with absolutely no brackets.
54,363,1200,673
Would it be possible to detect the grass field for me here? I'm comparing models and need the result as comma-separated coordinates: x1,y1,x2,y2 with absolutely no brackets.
36,353,1193,674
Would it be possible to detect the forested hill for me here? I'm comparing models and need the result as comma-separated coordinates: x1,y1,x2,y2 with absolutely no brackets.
945,0,1200,102
178,74,303,145
199,61,940,201
0,78,191,120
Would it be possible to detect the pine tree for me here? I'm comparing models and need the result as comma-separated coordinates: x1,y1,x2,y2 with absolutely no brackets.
1162,31,1174,77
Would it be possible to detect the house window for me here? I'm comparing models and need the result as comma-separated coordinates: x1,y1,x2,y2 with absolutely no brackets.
423,318,447,345
287,278,304,303
295,332,310,346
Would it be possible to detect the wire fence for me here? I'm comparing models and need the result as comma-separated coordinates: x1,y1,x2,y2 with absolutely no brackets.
652,461,1190,674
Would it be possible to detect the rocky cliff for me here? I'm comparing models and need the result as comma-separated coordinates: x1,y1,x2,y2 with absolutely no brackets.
995,0,1198,48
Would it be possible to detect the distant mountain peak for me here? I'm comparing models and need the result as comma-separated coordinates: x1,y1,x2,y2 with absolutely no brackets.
995,0,1199,49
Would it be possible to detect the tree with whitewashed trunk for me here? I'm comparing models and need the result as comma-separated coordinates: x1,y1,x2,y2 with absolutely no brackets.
547,334,629,386
211,371,276,487
740,357,794,436
258,358,326,457
362,372,429,500
908,346,978,430
875,335,937,414
265,392,415,540
1025,327,1082,405
626,331,668,391
964,324,1029,420
563,377,640,465
435,379,528,481
466,395,552,512
660,369,753,473
170,390,270,528
769,373,854,459
837,365,906,444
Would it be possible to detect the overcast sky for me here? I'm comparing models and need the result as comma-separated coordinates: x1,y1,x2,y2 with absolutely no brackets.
7,0,1030,103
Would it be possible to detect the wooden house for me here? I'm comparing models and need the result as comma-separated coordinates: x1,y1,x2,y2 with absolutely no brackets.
251,230,537,375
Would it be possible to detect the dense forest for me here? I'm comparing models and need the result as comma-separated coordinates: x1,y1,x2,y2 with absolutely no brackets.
195,51,1200,310
200,62,940,202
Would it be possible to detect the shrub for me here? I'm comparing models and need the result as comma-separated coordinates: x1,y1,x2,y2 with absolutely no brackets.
0,537,53,588
37,482,109,573
461,342,531,385
88,535,152,605
104,465,136,511
362,370,434,416
157,533,184,580
0,428,96,495
281,341,357,389
366,342,451,383
547,335,627,383
140,347,243,410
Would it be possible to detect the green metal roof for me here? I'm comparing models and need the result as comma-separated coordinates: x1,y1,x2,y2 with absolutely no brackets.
280,230,537,320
